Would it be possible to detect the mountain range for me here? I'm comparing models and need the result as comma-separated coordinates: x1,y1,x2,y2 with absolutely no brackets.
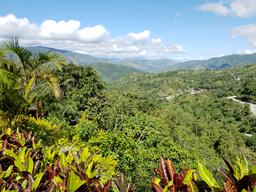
28,46,256,81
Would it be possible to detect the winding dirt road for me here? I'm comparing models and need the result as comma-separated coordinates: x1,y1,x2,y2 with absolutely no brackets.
227,96,256,117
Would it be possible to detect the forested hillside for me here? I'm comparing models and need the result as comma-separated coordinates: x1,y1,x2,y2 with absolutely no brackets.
0,40,255,191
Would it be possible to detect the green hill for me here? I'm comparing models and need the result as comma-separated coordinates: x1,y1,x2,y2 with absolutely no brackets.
169,53,256,70
28,46,142,81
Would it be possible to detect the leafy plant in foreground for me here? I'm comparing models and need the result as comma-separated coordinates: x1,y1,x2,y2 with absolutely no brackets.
198,157,256,192
152,157,199,192
0,128,117,191
114,173,136,192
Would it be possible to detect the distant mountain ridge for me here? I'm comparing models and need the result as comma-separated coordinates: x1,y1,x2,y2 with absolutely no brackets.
168,53,256,71
28,46,142,82
28,46,256,75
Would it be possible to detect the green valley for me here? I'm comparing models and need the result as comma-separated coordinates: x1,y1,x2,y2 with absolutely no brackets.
0,39,255,191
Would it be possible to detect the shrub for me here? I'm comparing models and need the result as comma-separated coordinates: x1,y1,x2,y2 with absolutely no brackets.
0,128,118,191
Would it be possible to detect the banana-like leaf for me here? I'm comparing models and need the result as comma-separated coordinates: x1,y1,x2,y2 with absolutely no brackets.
66,152,74,164
183,169,194,185
28,157,34,174
86,161,98,179
19,147,26,163
4,149,18,160
32,172,44,190
198,163,220,189
235,157,248,180
14,159,26,172
80,147,90,162
68,170,85,192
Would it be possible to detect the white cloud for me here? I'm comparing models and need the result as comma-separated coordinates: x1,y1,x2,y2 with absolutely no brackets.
232,24,256,47
197,0,256,18
127,30,150,41
197,2,230,16
78,25,108,42
0,14,38,38
230,0,256,18
0,14,185,58
151,38,162,44
0,14,108,43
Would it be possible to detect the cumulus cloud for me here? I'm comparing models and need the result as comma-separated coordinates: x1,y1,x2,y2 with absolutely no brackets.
232,24,256,47
0,14,108,43
197,2,230,16
0,14,185,58
197,0,256,18
127,30,150,41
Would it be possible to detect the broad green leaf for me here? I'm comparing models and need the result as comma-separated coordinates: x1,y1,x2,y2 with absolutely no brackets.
14,160,26,172
183,169,194,185
32,172,44,190
54,176,63,185
4,165,13,178
86,161,98,179
27,157,34,174
198,163,220,189
68,170,85,192
60,153,67,168
80,147,90,162
4,149,18,160
236,156,248,179
66,152,74,164
19,147,26,163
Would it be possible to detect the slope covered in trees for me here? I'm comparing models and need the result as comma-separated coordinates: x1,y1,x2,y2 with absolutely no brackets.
0,40,255,191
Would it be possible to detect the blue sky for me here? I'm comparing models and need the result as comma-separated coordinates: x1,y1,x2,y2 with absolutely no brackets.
0,0,256,60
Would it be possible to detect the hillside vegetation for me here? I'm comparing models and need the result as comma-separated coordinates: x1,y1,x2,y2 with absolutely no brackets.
0,39,255,191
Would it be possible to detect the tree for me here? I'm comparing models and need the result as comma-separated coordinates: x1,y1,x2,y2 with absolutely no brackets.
0,38,66,122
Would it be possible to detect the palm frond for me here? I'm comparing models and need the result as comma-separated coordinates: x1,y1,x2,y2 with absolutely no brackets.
41,74,60,98
32,51,67,70
0,70,15,88
0,60,21,78
1,37,32,74
24,76,35,101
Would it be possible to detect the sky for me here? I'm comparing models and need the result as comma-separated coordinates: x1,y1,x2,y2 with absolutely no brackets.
0,0,256,60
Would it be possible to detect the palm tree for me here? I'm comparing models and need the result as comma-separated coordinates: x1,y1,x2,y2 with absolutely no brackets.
0,37,66,122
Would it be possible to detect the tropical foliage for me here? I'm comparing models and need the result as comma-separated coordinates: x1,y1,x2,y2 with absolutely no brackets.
0,38,255,191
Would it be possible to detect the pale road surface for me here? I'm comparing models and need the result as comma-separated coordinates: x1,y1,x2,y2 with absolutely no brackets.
227,96,256,117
